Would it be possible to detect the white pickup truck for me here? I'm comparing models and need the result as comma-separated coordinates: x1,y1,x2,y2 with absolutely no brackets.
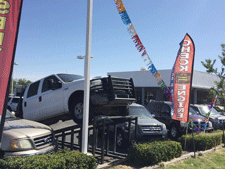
16,74,136,124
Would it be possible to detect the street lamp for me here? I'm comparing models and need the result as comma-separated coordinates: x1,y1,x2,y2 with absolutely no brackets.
11,62,19,95
80,0,93,154
77,55,94,59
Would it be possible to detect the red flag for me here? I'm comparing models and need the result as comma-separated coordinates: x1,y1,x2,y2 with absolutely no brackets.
172,34,195,122
0,0,23,141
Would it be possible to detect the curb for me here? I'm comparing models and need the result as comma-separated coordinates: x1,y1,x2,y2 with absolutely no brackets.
97,158,127,169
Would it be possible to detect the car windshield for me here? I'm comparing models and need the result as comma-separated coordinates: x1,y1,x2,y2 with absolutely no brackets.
199,106,220,116
0,110,16,121
129,106,153,119
189,107,199,115
57,74,83,82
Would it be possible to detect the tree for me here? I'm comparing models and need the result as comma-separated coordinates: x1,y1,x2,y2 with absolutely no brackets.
201,44,225,109
17,78,32,86
10,78,32,94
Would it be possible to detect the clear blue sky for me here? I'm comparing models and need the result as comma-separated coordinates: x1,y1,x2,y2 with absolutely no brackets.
13,0,225,82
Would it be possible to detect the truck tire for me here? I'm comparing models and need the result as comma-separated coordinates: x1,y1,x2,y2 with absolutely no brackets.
0,150,4,158
70,95,93,124
70,96,84,124
16,99,23,118
169,124,180,140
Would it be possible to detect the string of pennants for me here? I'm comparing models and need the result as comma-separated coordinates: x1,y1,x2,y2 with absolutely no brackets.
114,0,171,98
114,0,217,132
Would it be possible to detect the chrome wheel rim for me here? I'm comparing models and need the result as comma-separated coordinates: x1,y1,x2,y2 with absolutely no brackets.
171,127,177,138
74,103,83,119
117,133,123,147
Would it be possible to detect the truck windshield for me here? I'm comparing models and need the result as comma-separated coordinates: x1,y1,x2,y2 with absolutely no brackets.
189,107,198,115
129,106,153,119
57,74,84,82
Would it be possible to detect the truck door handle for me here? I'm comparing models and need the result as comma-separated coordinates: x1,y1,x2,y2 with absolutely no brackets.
24,102,27,107
39,96,42,102
63,87,69,90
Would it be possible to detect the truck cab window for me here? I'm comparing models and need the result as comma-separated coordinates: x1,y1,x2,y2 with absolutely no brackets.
161,104,170,115
27,81,40,98
42,76,60,92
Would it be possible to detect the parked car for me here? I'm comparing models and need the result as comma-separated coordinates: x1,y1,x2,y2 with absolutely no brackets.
190,104,225,130
7,96,20,112
0,109,57,157
213,106,225,115
98,103,167,148
146,101,213,139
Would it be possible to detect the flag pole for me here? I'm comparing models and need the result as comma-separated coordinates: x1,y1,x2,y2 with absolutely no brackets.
82,0,93,154
0,0,23,145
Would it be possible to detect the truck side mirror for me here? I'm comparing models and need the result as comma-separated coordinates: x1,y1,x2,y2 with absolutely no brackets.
52,81,62,90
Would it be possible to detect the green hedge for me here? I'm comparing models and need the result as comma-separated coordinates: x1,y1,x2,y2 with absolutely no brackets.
0,149,97,169
178,131,223,151
127,141,182,166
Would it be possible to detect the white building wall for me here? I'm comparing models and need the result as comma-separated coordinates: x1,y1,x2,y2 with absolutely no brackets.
108,69,219,89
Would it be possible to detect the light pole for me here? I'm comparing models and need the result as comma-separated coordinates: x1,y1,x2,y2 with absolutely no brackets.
11,62,19,96
80,0,93,154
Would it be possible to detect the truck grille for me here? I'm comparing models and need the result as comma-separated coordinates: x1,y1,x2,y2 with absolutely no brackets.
141,126,162,133
33,134,53,149
193,122,208,128
219,119,225,124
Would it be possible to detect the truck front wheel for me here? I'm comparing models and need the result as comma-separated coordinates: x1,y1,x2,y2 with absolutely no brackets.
71,97,84,124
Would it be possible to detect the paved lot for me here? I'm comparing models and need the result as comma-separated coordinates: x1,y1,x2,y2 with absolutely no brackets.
49,120,81,146
49,119,77,130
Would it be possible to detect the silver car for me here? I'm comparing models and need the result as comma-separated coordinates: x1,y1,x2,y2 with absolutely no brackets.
0,110,57,157
191,104,225,130
7,96,20,112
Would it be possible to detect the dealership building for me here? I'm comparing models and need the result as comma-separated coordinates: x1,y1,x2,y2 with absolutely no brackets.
108,69,219,106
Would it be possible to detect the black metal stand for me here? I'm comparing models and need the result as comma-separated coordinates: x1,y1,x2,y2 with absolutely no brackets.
92,115,138,164
192,127,196,158
223,120,225,147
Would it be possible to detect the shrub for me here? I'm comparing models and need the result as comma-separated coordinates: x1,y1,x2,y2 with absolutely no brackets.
127,141,182,166
178,131,222,151
0,149,97,169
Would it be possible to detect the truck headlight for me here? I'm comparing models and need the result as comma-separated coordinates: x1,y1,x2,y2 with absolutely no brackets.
180,121,188,128
11,139,33,150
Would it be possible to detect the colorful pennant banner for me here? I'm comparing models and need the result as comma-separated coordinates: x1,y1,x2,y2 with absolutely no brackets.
171,34,195,123
114,0,171,98
205,97,217,121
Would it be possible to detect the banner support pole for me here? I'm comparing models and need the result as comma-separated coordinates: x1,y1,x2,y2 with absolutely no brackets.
192,127,196,158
